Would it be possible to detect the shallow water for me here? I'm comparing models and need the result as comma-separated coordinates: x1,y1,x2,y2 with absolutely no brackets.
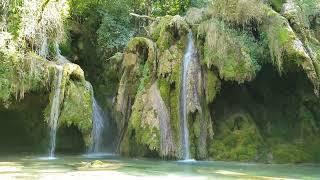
0,154,319,179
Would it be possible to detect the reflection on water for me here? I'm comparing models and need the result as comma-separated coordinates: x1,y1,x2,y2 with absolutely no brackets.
0,154,319,179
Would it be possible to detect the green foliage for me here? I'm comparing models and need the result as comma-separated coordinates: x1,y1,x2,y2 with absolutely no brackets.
68,0,100,17
97,13,134,55
6,0,23,38
130,0,210,17
69,0,134,58
153,0,190,16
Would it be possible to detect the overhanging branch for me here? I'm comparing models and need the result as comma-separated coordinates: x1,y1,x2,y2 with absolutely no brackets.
129,13,156,21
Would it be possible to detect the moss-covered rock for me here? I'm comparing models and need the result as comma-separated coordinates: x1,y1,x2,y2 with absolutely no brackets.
121,85,161,157
118,16,201,159
0,33,51,104
209,113,263,162
118,15,217,160
263,8,319,94
209,0,266,26
154,16,188,159
198,19,261,82
59,81,93,146
114,37,156,142
0,30,94,151
205,70,221,104
206,0,320,94
93,0,320,163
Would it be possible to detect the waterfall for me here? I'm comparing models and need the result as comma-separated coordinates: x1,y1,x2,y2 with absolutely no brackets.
48,65,63,158
55,42,69,64
180,31,197,160
90,98,105,153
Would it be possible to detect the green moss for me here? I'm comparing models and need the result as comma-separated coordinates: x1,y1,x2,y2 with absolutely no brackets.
189,113,202,158
117,36,168,157
296,0,320,20
0,46,51,104
205,70,220,104
198,19,261,82
157,47,184,157
120,89,161,157
59,81,93,146
127,37,155,59
96,52,123,104
209,0,266,26
6,0,23,38
158,69,182,157
138,63,151,93
121,122,157,157
0,51,16,102
263,8,319,93
264,10,298,71
277,27,290,45
151,16,189,51
270,0,285,12
209,113,263,161
154,23,187,157
271,144,309,163
151,16,174,41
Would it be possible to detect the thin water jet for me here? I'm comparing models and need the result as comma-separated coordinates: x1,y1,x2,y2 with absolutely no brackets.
48,65,63,158
180,31,197,160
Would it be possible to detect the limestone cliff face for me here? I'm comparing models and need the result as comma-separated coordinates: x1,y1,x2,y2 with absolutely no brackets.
114,0,320,163
114,16,213,159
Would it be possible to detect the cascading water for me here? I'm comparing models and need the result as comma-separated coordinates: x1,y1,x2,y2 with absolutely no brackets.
89,98,105,153
180,31,197,160
48,65,63,158
55,42,69,64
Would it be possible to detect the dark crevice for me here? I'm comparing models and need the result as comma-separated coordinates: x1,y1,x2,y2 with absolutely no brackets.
0,93,49,154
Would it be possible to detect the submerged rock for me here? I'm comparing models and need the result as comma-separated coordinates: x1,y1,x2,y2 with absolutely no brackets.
76,160,122,170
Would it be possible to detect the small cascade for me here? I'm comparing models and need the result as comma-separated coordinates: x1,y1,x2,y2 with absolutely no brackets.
180,31,197,160
55,42,69,64
39,36,48,58
48,65,64,158
89,98,105,153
